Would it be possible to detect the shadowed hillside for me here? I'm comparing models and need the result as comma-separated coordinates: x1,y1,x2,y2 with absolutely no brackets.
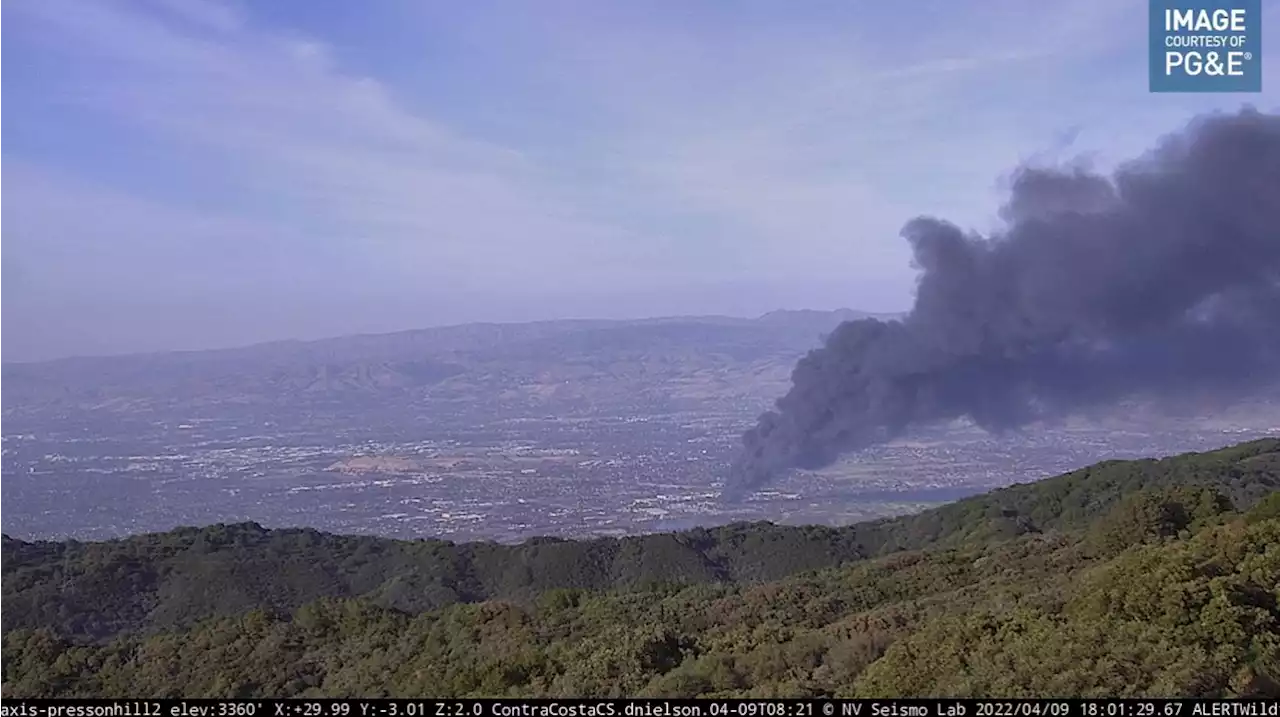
4,438,1278,646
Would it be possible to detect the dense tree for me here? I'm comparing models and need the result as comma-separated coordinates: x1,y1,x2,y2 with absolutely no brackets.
2,439,1277,697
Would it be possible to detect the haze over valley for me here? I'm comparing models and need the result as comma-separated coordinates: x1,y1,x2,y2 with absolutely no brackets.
5,309,1277,543
6,2,1279,549
8,0,1280,700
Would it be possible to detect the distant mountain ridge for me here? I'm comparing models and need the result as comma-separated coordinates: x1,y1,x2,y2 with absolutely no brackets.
1,309,894,411
5,309,894,366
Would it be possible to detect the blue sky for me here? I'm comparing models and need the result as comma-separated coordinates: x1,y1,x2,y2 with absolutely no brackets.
3,0,1277,360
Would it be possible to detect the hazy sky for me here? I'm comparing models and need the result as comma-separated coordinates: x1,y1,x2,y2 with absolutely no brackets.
3,0,1277,360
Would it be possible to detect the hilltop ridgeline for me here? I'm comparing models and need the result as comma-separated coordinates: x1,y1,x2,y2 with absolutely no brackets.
2,438,1278,697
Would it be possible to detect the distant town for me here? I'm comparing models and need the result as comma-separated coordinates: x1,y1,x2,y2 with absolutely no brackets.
5,394,1275,544
4,313,1278,543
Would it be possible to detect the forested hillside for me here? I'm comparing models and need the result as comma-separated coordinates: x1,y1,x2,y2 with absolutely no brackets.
3,439,1279,697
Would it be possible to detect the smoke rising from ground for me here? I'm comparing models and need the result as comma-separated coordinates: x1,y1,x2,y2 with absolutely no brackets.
726,108,1280,498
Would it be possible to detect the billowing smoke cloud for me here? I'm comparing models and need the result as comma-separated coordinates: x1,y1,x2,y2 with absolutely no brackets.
727,108,1280,498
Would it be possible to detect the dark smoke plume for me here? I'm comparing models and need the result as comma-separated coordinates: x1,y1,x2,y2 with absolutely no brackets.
726,108,1280,498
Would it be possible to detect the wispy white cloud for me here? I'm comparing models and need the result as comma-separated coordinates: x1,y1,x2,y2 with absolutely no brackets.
536,0,1272,282
6,0,667,296
4,0,1273,359
3,163,317,295
512,0,1155,284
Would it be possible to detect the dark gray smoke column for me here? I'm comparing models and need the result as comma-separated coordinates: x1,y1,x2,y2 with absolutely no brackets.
726,108,1280,498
